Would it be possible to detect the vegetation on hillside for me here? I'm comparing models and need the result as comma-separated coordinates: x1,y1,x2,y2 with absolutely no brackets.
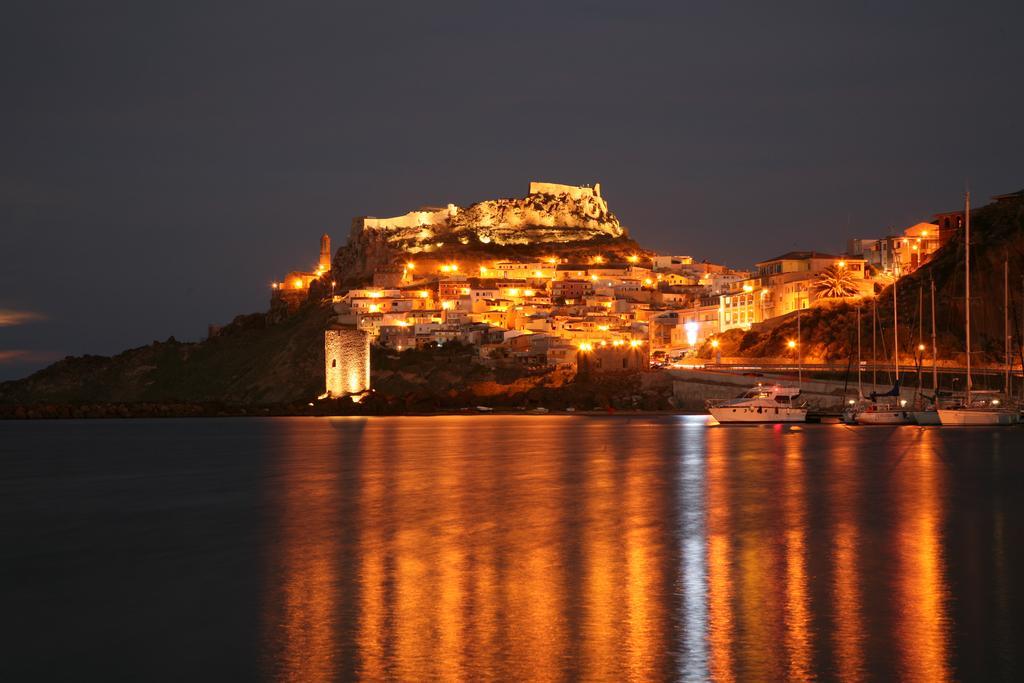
813,264,861,298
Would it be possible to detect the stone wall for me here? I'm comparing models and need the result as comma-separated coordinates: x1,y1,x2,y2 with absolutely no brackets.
357,205,457,232
529,181,600,200
325,327,370,397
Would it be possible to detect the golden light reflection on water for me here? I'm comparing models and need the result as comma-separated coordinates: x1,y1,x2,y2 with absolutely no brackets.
782,434,813,681
623,428,667,680
733,436,781,681
265,424,343,682
582,422,622,680
259,417,972,681
355,424,386,680
894,428,951,683
830,441,865,683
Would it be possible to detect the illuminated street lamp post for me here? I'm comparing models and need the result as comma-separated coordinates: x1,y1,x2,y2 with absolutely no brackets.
788,338,800,386
711,338,721,365
788,306,802,386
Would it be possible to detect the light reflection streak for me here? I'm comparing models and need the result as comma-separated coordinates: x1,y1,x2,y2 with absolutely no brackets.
582,421,622,680
268,423,343,682
895,428,950,682
735,441,779,680
678,416,709,682
705,428,735,683
782,435,812,680
355,421,389,679
624,426,666,680
830,440,864,682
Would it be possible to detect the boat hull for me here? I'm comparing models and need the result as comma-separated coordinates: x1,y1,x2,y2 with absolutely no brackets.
855,409,913,425
710,406,807,423
937,409,1021,426
910,410,941,425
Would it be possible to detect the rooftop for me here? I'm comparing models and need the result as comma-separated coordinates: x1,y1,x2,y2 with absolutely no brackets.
757,251,838,264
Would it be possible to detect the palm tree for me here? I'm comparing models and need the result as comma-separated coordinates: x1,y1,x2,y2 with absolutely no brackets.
813,265,860,298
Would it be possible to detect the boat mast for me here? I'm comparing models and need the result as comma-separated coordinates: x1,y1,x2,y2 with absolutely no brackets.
965,190,972,404
917,284,924,400
857,304,863,398
931,278,938,392
1005,255,1011,396
797,307,802,387
872,298,878,388
893,277,900,379
921,282,929,401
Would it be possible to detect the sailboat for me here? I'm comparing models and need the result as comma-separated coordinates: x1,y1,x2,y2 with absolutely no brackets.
856,276,912,424
938,192,1020,426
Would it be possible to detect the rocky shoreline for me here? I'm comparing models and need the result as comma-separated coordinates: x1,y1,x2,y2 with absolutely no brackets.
0,401,686,420
0,366,680,419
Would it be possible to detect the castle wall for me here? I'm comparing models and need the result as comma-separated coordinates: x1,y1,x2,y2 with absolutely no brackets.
325,327,370,397
358,204,457,231
529,181,598,200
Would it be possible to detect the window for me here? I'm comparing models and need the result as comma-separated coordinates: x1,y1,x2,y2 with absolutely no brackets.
331,359,337,368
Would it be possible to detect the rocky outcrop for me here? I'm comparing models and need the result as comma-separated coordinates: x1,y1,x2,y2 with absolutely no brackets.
333,182,632,282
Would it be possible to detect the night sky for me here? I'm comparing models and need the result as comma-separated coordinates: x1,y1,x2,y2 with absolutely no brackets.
2,1,1023,380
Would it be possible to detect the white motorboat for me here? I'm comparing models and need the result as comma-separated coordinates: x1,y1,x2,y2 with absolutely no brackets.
707,384,808,423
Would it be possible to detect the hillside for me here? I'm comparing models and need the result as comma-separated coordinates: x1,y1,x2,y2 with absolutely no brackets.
0,305,332,406
700,192,1024,364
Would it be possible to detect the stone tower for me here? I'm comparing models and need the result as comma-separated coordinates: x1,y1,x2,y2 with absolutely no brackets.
319,234,331,271
324,327,370,398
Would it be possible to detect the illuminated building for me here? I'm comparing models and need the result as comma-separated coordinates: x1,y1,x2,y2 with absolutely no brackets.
324,326,370,398
576,339,649,374
271,234,333,312
848,223,941,275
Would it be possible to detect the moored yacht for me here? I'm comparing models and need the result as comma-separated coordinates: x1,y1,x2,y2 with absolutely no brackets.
707,384,808,423
855,399,913,425
937,393,1020,426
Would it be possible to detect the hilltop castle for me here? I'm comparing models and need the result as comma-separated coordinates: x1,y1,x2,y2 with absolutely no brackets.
349,181,622,251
